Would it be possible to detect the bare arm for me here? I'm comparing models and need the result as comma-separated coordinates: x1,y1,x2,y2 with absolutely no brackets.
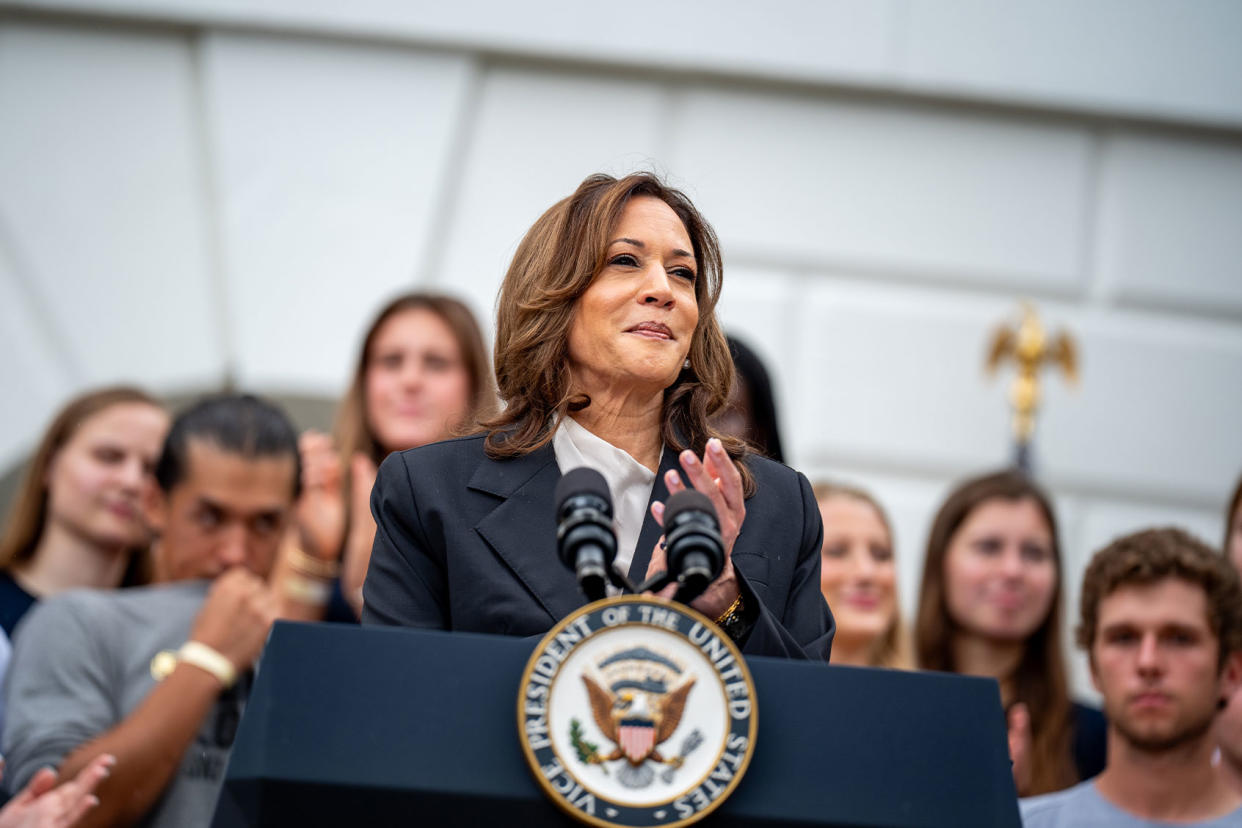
55,668,221,828
55,570,275,828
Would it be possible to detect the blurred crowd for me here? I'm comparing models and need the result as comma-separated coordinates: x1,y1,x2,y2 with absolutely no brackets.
1,232,1240,826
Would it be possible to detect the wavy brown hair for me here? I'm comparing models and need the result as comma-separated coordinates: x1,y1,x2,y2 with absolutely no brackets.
334,292,496,467
482,172,754,495
915,469,1074,795
0,386,162,586
1079,527,1242,669
812,481,911,669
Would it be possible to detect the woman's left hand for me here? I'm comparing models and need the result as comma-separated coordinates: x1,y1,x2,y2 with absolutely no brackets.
644,437,746,620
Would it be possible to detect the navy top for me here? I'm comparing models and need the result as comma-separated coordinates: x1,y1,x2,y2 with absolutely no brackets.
0,571,37,638
324,579,359,624
1071,701,1107,781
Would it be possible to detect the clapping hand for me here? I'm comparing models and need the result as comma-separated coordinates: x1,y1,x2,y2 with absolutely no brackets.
0,754,114,828
294,431,346,560
644,438,747,620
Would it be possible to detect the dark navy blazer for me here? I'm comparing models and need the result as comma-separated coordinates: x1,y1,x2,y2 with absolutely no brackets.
360,433,834,661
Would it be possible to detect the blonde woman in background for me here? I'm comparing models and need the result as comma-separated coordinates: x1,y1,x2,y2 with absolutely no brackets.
276,293,495,619
814,483,911,669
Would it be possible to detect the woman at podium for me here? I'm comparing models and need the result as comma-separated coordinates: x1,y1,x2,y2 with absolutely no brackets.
360,172,833,660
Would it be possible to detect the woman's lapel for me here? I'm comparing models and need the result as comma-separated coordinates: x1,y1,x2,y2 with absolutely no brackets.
626,446,678,583
468,443,585,624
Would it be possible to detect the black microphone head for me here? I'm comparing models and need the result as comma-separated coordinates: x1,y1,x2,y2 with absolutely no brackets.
663,489,724,596
555,467,618,599
663,489,718,529
555,467,613,519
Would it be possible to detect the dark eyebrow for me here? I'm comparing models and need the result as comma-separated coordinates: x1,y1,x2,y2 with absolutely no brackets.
609,238,695,261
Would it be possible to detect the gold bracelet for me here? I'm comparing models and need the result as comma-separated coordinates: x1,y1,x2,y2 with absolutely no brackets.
283,572,332,604
715,593,744,625
287,545,340,580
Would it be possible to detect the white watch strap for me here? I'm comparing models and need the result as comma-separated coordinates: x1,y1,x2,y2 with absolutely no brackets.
178,641,237,688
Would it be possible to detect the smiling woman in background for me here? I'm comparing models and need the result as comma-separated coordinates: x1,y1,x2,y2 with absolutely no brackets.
0,386,168,637
0,387,167,732
275,292,495,619
361,172,833,659
915,469,1105,796
814,482,910,669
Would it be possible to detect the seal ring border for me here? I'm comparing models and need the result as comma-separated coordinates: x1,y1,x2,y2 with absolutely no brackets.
516,594,759,828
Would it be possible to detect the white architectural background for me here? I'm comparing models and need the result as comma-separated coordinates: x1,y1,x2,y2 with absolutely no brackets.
2,0,1241,698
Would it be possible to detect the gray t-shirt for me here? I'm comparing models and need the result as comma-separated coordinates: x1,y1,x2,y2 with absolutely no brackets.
2,580,247,828
1022,780,1242,827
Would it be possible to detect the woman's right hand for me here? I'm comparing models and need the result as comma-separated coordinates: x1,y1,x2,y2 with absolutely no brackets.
294,430,347,560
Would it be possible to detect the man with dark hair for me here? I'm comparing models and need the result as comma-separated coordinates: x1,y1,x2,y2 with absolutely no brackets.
1022,527,1242,827
2,394,300,827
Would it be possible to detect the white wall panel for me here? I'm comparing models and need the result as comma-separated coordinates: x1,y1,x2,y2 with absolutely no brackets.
713,267,798,461
13,0,897,85
434,67,669,327
1037,312,1242,504
202,33,475,392
0,256,74,468
669,89,1092,289
0,21,221,390
903,0,1242,126
795,281,1015,474
1097,132,1242,314
797,279,1242,504
18,0,1241,127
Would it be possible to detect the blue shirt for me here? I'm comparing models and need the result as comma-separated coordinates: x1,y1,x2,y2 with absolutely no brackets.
1022,780,1242,827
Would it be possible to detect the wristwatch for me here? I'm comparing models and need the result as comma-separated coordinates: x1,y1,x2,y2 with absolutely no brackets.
715,593,754,643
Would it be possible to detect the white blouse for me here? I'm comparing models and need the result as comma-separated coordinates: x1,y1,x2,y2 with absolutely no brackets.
552,416,659,591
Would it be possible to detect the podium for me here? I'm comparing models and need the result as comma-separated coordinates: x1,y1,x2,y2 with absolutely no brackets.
212,622,1019,827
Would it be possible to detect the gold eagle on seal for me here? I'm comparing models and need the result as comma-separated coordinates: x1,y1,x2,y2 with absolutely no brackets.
575,646,697,788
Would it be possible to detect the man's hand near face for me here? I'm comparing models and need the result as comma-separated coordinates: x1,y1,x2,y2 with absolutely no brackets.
51,573,283,828
189,568,279,674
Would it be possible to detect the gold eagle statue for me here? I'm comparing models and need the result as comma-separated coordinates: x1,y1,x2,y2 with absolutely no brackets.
986,302,1078,443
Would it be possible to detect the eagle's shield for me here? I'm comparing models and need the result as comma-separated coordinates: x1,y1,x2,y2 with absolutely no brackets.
619,720,656,763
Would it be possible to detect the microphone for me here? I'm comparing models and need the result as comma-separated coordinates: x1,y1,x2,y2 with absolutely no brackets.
662,489,725,604
555,467,618,603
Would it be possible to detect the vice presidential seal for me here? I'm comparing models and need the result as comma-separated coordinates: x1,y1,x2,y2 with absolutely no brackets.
518,596,757,827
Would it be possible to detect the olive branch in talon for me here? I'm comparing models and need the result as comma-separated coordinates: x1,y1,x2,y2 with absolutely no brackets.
660,728,704,783
570,718,609,775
